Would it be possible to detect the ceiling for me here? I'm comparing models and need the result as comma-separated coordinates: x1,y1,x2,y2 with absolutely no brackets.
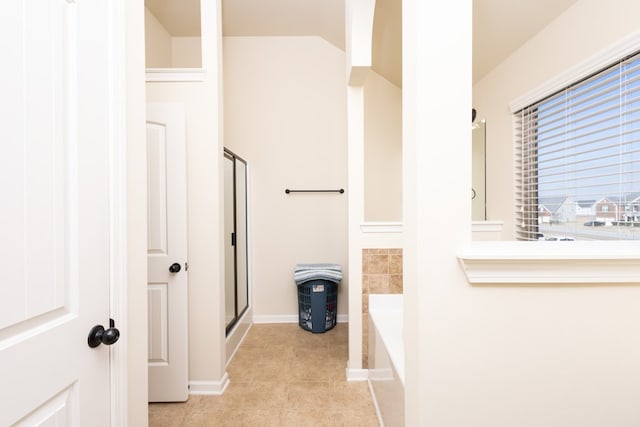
145,0,201,36
472,0,578,83
145,0,580,86
222,0,345,50
371,0,402,87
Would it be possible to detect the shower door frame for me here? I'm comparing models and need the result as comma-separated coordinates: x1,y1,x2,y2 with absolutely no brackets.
224,148,249,335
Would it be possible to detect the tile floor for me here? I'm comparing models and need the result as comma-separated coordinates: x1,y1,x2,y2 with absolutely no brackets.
148,323,380,426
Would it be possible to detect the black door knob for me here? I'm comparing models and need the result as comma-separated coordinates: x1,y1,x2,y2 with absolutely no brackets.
88,320,120,348
169,263,181,273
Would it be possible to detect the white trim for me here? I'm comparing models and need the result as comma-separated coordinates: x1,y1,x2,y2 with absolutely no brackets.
253,314,348,324
346,367,369,382
360,222,403,233
145,68,206,82
245,161,254,336
253,315,298,324
108,1,127,425
509,30,640,112
188,375,230,396
368,367,395,381
360,222,404,248
458,241,640,284
346,85,365,376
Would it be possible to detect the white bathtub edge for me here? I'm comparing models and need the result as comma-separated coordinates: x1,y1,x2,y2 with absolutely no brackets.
368,294,404,386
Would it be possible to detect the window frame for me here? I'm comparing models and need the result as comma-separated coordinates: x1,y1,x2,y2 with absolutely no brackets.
510,33,640,242
515,52,640,241
458,32,640,284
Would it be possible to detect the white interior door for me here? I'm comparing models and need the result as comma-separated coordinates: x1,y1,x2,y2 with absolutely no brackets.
146,103,189,402
0,1,122,425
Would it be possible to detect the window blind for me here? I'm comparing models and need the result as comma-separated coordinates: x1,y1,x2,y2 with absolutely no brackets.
515,50,640,241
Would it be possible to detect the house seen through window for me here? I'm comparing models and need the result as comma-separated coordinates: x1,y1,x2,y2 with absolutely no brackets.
515,50,640,241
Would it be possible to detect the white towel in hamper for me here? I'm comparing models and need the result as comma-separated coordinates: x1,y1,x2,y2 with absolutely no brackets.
294,263,342,285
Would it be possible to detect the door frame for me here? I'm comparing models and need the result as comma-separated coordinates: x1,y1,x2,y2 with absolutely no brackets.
104,1,128,425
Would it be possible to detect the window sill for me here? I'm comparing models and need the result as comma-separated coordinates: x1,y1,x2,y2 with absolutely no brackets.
457,241,640,284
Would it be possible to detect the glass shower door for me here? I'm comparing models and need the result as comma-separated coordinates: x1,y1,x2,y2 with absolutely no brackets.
224,153,236,329
224,149,249,334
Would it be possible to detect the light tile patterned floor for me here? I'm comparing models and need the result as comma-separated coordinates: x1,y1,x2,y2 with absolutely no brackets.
149,323,380,426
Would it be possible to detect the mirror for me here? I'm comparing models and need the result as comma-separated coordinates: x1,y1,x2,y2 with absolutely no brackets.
472,119,486,220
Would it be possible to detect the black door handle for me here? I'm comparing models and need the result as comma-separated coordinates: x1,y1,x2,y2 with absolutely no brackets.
169,263,181,273
88,319,120,348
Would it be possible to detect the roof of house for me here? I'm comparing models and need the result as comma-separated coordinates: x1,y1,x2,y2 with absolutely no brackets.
608,192,640,203
577,200,596,208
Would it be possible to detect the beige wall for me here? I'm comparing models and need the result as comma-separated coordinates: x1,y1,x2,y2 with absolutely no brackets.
126,0,148,425
223,36,348,318
364,70,402,222
172,37,202,68
144,7,172,68
400,0,640,425
146,0,226,386
145,8,202,68
474,0,640,239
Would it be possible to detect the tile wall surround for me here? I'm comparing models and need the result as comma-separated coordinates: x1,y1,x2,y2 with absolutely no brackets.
362,248,403,368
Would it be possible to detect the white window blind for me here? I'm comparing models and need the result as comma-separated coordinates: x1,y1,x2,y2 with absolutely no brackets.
515,50,640,241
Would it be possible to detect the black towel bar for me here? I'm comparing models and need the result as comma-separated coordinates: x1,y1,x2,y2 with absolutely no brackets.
285,189,345,194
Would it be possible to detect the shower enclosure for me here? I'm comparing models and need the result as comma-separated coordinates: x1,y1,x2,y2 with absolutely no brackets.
224,148,249,334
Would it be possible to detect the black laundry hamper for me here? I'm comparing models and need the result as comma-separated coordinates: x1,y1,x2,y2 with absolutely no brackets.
297,279,337,333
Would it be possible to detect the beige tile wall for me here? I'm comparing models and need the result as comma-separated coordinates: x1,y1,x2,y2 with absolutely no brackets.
362,248,403,368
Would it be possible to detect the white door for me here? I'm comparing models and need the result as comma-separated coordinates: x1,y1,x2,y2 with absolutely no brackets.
0,1,122,425
146,103,189,402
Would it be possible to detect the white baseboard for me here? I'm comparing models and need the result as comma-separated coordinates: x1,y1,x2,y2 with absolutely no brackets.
188,373,229,396
346,368,369,382
253,314,297,324
253,314,348,324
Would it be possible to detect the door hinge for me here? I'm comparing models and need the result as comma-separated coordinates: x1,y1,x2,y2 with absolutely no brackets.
231,232,236,246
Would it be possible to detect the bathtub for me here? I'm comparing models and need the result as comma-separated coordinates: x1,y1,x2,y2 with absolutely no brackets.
368,294,404,427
